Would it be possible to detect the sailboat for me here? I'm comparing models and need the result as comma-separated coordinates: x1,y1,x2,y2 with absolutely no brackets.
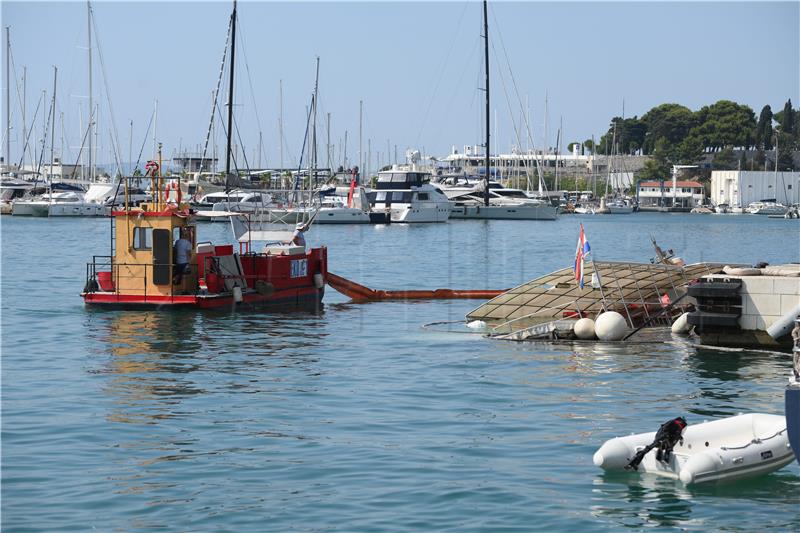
448,1,557,221
595,123,633,215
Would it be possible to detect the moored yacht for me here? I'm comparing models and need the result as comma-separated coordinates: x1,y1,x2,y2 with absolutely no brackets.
367,166,451,223
12,182,107,217
595,196,634,215
192,189,274,220
0,178,34,214
447,181,558,220
746,201,789,215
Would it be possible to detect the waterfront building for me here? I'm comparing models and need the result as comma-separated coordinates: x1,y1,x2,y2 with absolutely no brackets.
636,180,706,210
438,145,648,179
710,170,800,208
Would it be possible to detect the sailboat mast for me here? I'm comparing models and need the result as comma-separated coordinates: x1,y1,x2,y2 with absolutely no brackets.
49,66,57,183
5,27,10,168
483,0,490,206
312,56,319,187
224,0,237,193
87,1,93,182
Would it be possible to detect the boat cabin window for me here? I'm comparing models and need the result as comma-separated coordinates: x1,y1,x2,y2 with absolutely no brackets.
417,192,429,201
173,226,195,244
244,195,262,203
392,191,412,203
133,227,153,250
495,190,527,199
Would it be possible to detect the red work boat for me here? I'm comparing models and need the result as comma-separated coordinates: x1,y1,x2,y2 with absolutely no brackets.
81,1,326,310
81,163,327,310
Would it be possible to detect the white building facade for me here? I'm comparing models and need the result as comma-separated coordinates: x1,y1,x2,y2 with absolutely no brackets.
711,171,800,208
636,180,706,209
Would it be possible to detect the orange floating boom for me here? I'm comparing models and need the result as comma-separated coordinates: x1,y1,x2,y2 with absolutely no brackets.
326,272,505,302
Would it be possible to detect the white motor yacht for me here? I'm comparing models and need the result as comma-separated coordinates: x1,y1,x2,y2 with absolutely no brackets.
313,189,371,224
447,181,558,220
595,196,634,215
0,178,34,214
193,189,274,220
12,190,107,217
367,167,451,223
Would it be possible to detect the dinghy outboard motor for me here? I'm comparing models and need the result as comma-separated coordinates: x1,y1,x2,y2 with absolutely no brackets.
625,417,687,471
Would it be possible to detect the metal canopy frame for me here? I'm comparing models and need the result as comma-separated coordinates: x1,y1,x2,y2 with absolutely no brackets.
468,261,731,334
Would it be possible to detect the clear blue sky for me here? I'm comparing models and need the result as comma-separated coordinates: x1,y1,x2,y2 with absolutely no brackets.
3,1,799,171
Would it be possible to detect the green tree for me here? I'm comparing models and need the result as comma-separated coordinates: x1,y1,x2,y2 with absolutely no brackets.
753,149,766,170
641,104,696,154
777,132,796,170
583,138,595,154
687,100,756,151
675,134,704,164
781,99,794,134
712,146,737,170
598,116,647,154
638,138,671,182
755,105,773,150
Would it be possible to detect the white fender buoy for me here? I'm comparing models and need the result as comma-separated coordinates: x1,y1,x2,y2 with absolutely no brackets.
232,285,243,303
467,320,487,329
595,311,628,341
671,312,691,334
573,318,596,339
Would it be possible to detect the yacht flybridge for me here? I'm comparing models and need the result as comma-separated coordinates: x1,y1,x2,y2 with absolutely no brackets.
81,163,327,309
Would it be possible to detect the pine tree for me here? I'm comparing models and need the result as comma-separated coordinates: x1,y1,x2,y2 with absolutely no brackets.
782,99,794,134
756,105,773,150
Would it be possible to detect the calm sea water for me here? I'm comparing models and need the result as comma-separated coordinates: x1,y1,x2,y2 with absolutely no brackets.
2,213,799,532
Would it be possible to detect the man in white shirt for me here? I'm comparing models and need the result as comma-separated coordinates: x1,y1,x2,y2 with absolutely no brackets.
290,222,308,249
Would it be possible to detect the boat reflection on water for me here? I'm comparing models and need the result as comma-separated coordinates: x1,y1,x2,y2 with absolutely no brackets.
87,308,330,503
92,308,330,424
95,310,208,425
590,467,800,530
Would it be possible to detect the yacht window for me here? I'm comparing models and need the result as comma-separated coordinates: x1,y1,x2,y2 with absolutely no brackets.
375,192,387,202
246,195,262,203
133,227,152,250
392,191,409,202
417,192,429,201
391,173,407,183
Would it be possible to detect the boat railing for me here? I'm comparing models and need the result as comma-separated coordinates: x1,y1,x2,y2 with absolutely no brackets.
84,256,199,300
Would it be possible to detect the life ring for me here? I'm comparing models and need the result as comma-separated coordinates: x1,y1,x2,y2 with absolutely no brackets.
163,181,182,205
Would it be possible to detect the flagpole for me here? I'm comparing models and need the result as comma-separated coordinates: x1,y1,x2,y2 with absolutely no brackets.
589,255,608,312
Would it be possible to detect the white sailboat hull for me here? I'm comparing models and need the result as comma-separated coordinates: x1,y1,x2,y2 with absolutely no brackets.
12,201,50,217
48,202,107,216
593,413,793,485
314,206,371,224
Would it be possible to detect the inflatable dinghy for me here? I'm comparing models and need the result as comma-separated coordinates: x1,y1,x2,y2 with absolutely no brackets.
593,413,794,484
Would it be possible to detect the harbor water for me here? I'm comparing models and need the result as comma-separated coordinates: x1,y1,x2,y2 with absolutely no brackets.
2,213,799,531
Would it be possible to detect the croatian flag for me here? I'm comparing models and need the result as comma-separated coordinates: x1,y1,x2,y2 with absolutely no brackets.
574,224,591,288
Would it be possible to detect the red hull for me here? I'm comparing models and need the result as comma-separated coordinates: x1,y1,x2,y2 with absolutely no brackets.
82,285,324,310
83,247,328,311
